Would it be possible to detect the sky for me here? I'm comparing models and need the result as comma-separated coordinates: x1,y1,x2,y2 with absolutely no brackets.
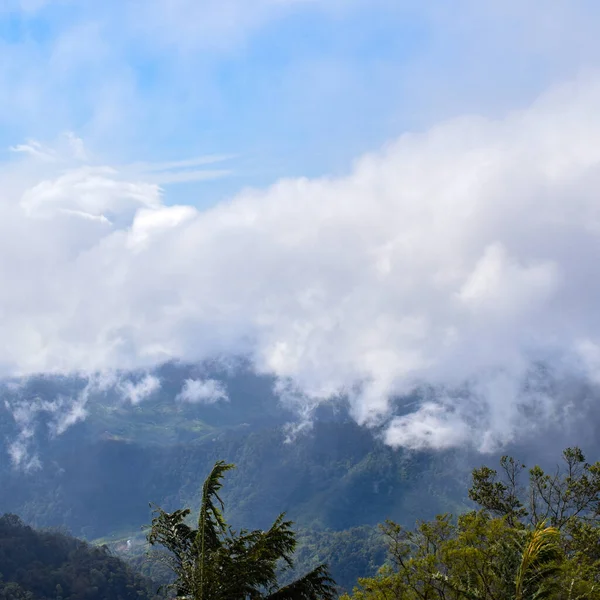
3,0,600,460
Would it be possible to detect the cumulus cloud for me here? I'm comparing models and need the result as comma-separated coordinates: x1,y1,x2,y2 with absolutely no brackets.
384,403,469,451
176,378,228,404
3,76,600,451
118,374,161,405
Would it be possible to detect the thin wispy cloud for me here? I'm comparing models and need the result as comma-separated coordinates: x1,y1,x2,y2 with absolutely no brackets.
124,155,234,186
130,155,235,173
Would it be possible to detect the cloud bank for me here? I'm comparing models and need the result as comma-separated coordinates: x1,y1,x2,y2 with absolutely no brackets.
3,76,600,451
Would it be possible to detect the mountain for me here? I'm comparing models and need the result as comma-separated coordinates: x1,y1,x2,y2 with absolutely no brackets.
0,363,593,592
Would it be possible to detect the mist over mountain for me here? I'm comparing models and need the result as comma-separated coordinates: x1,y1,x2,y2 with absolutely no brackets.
1,364,598,587
1,363,598,592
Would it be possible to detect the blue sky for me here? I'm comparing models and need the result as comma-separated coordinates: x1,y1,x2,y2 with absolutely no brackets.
2,0,600,207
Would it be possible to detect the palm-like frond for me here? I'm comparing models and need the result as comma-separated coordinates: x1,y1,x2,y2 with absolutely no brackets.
265,565,337,600
195,460,235,599
146,506,196,596
196,460,235,550
203,514,301,598
147,506,195,555
515,522,562,600
147,460,335,600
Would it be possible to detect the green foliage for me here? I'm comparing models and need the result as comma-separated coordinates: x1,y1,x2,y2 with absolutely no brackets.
292,526,387,593
469,456,528,526
147,461,336,600
343,515,567,600
0,513,160,600
469,447,600,529
514,523,562,600
343,448,600,600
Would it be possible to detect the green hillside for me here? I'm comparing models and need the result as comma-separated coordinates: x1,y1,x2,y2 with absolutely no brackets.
0,514,160,600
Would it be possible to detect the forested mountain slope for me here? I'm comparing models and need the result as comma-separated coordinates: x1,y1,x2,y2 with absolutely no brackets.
0,514,160,600
0,366,474,538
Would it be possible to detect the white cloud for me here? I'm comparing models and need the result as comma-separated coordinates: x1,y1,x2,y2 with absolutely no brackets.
384,402,470,451
20,167,161,222
457,242,559,317
176,378,228,404
3,393,78,468
3,76,600,450
7,438,41,472
10,140,57,161
118,374,161,405
3,372,119,469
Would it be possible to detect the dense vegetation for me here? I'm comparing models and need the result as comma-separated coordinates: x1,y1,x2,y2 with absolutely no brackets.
0,514,159,600
132,521,387,594
148,461,335,599
343,447,600,599
3,447,600,599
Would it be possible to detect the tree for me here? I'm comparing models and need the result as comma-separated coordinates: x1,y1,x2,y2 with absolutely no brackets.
468,447,600,530
343,448,600,600
343,514,564,600
147,460,336,600
468,447,600,599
